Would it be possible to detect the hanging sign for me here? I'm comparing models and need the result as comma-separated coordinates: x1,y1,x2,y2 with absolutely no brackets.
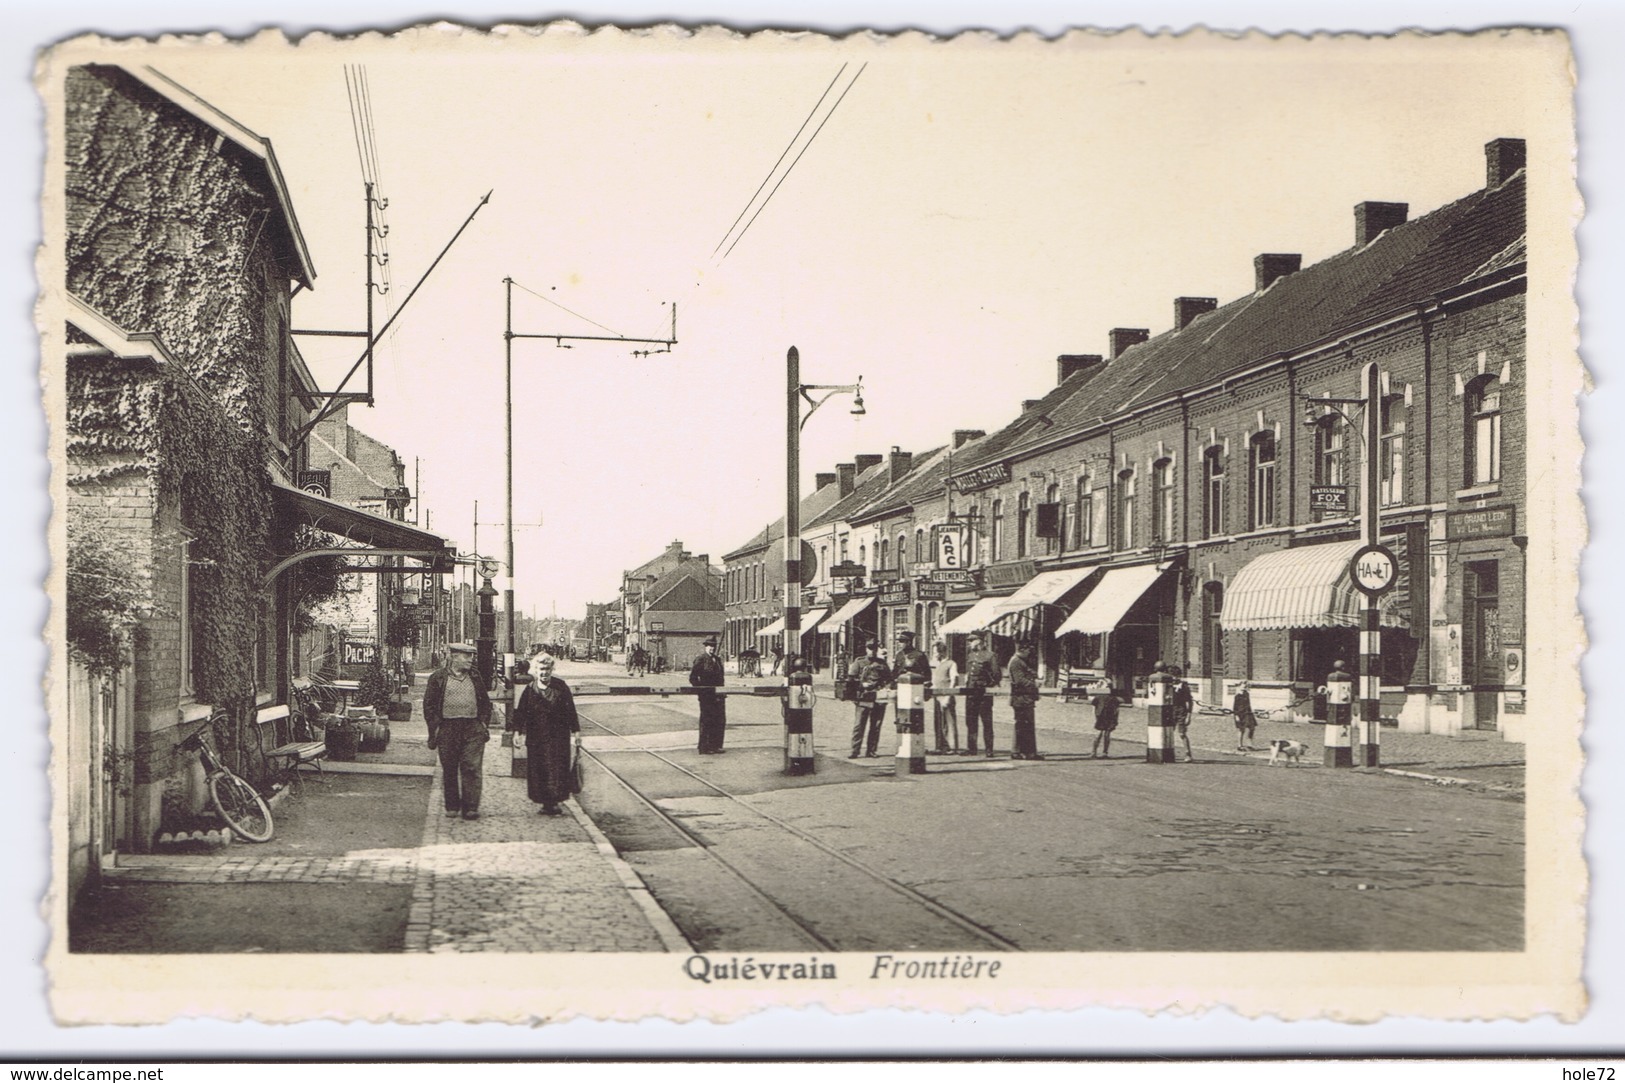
1309,486,1350,513
934,524,968,570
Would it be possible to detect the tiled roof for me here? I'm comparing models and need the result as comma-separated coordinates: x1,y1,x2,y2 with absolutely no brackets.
960,170,1526,471
803,461,894,530
849,446,953,523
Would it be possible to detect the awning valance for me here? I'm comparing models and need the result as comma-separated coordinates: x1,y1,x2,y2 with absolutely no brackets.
827,595,875,626
938,595,1019,637
1221,539,1409,631
273,481,453,558
757,617,786,638
1053,563,1169,637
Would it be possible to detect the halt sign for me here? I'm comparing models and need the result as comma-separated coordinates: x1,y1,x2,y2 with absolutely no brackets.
1349,543,1399,596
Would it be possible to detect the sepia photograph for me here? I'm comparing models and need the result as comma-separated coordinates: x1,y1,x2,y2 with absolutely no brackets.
23,8,1592,1037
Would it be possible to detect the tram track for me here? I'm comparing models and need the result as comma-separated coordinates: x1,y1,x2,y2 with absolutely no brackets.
575,705,1022,953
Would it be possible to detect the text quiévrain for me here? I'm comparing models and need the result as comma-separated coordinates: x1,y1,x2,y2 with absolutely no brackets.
681,954,1003,983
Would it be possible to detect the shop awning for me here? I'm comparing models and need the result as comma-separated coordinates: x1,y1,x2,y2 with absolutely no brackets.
1052,563,1169,637
1221,539,1409,631
799,609,830,637
827,595,875,626
757,617,786,638
265,481,456,588
988,566,1099,635
273,481,452,555
938,595,1020,637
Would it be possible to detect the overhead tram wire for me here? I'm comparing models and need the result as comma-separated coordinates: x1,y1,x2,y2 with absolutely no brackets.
710,63,848,259
722,63,868,262
509,278,628,339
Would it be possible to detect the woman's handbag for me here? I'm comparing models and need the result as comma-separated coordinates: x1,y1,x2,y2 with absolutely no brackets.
570,739,584,794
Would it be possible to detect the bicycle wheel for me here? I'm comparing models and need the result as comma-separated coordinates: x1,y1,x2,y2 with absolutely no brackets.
209,771,274,842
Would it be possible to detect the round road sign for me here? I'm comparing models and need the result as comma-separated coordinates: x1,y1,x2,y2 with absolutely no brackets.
1349,543,1399,596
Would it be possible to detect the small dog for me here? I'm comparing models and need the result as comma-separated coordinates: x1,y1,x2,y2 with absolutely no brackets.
1267,739,1308,766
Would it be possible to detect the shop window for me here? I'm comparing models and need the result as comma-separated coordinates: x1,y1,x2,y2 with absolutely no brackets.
1465,375,1502,486
1202,582,1224,678
1116,470,1136,549
1203,446,1226,538
1016,491,1030,557
1154,458,1175,543
1249,432,1276,529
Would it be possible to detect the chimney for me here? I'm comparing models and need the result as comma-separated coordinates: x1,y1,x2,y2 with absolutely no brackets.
1254,253,1301,291
889,445,913,482
1057,354,1104,383
855,453,884,474
1022,399,1044,413
815,472,837,490
1355,201,1408,246
1109,328,1149,359
1174,297,1217,330
837,462,857,496
952,428,985,449
1485,137,1526,187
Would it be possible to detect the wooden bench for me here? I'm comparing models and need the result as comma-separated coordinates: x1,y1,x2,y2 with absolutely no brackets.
258,704,327,787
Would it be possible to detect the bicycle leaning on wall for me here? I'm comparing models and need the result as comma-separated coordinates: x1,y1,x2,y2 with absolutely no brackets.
175,713,275,843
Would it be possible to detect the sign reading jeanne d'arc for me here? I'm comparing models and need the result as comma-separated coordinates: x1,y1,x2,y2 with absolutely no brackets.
949,462,1012,493
934,524,967,570
1447,505,1516,540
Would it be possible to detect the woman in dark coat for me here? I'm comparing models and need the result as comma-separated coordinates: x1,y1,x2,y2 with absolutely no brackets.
513,652,580,815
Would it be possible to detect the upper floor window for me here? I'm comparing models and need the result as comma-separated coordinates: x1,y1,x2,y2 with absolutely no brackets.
1016,491,1031,557
839,536,849,564
1046,482,1063,555
1249,432,1276,529
1154,459,1175,542
991,499,1004,562
1315,415,1345,488
914,528,927,563
896,533,907,573
1116,470,1136,549
1380,395,1407,505
879,539,889,571
819,545,829,583
1203,446,1226,538
859,544,867,569
1075,476,1093,548
1465,375,1502,486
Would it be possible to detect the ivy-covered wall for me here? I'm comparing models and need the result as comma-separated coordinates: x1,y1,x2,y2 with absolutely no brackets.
65,64,307,847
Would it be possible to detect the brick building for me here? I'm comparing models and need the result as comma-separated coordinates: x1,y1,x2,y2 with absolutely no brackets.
61,64,451,875
939,138,1528,737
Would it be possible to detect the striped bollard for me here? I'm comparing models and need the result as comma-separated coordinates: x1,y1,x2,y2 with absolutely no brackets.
1324,660,1354,768
785,669,816,776
894,671,928,775
1358,610,1382,767
1145,664,1176,764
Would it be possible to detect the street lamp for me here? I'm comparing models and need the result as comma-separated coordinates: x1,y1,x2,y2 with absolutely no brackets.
1300,360,1386,767
784,345,865,776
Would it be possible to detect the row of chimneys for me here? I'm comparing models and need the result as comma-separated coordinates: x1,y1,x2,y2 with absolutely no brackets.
812,434,988,499
1046,137,1527,389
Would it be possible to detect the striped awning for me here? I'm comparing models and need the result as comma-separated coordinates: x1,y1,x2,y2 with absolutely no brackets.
1052,563,1169,637
938,595,1019,637
1221,539,1409,631
987,566,1099,636
757,617,786,638
827,595,875,626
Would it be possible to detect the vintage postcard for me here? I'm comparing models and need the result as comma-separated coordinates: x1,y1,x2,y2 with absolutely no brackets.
38,22,1583,1024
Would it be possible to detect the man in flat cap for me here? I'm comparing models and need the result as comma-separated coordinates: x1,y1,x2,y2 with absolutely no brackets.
690,635,727,753
422,642,492,820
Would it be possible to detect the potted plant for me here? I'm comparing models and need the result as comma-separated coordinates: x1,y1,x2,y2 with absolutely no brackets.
325,714,361,761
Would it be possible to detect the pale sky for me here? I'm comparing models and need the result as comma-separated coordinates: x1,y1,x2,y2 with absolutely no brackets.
107,29,1554,618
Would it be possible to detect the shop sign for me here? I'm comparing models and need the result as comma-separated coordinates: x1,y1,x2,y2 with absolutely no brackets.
880,583,911,606
1309,486,1349,513
1447,505,1516,540
934,524,968,569
342,639,377,666
916,583,947,601
829,561,866,579
983,560,1036,590
871,568,900,583
930,569,974,585
949,461,1012,493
